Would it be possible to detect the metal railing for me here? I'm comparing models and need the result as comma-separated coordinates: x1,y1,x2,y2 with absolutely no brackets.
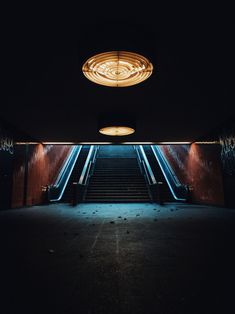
48,145,82,201
151,145,188,201
72,145,99,204
135,145,156,184
78,145,98,185
135,145,159,201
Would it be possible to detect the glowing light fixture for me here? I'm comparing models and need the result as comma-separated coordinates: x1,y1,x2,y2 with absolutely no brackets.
82,51,153,87
99,126,135,136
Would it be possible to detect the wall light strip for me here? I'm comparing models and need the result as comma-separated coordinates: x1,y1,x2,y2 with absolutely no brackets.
15,142,40,145
158,142,192,144
42,142,76,145
194,141,220,144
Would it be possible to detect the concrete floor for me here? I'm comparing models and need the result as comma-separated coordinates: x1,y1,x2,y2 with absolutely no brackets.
0,202,235,314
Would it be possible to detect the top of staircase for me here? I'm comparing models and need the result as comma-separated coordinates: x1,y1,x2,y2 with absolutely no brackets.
97,145,136,158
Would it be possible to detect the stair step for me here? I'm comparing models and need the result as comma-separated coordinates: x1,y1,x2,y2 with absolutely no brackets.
94,172,140,174
91,179,145,182
88,186,147,189
86,194,150,197
87,193,149,195
85,198,150,201
90,176,145,182
95,168,139,171
95,166,139,167
89,183,146,185
85,195,150,199
88,186,147,188
87,189,149,192
90,184,146,186
93,174,142,176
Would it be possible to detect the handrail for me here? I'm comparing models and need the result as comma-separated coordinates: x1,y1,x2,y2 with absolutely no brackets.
69,145,99,205
153,147,181,187
135,145,157,185
53,146,79,186
141,160,151,185
49,145,82,201
139,145,157,184
151,145,188,201
78,145,99,186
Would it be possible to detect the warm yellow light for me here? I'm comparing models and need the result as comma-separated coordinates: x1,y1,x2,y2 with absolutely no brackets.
99,126,135,136
82,51,153,87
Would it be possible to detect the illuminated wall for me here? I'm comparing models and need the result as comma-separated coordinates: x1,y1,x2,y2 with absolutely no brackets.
12,144,71,208
160,144,224,206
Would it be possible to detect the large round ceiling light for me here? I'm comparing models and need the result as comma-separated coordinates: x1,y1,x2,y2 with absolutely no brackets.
99,126,135,136
82,51,153,87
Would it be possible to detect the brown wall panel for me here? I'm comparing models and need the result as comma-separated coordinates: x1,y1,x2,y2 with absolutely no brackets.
12,144,71,208
160,144,224,206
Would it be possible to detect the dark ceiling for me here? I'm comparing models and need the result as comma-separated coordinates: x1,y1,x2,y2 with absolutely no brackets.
3,4,234,143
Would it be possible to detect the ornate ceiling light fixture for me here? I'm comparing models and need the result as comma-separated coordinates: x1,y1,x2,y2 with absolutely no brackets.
82,51,153,87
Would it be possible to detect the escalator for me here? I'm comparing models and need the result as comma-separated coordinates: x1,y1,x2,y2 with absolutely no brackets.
143,145,174,202
61,145,90,203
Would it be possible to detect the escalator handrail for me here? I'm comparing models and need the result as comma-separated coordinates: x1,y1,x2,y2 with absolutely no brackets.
78,145,98,185
135,145,157,185
53,146,80,186
151,145,187,201
152,145,181,186
49,145,82,201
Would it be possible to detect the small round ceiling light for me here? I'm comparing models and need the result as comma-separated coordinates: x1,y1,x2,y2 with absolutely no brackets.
82,51,153,87
99,126,135,136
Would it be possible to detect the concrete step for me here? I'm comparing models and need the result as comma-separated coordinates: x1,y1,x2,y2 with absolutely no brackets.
85,198,150,202
89,185,146,188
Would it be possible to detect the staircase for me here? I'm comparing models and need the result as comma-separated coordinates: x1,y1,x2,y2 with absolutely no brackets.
84,145,151,202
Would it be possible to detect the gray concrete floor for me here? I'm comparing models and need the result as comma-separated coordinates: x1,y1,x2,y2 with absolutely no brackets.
1,202,235,314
